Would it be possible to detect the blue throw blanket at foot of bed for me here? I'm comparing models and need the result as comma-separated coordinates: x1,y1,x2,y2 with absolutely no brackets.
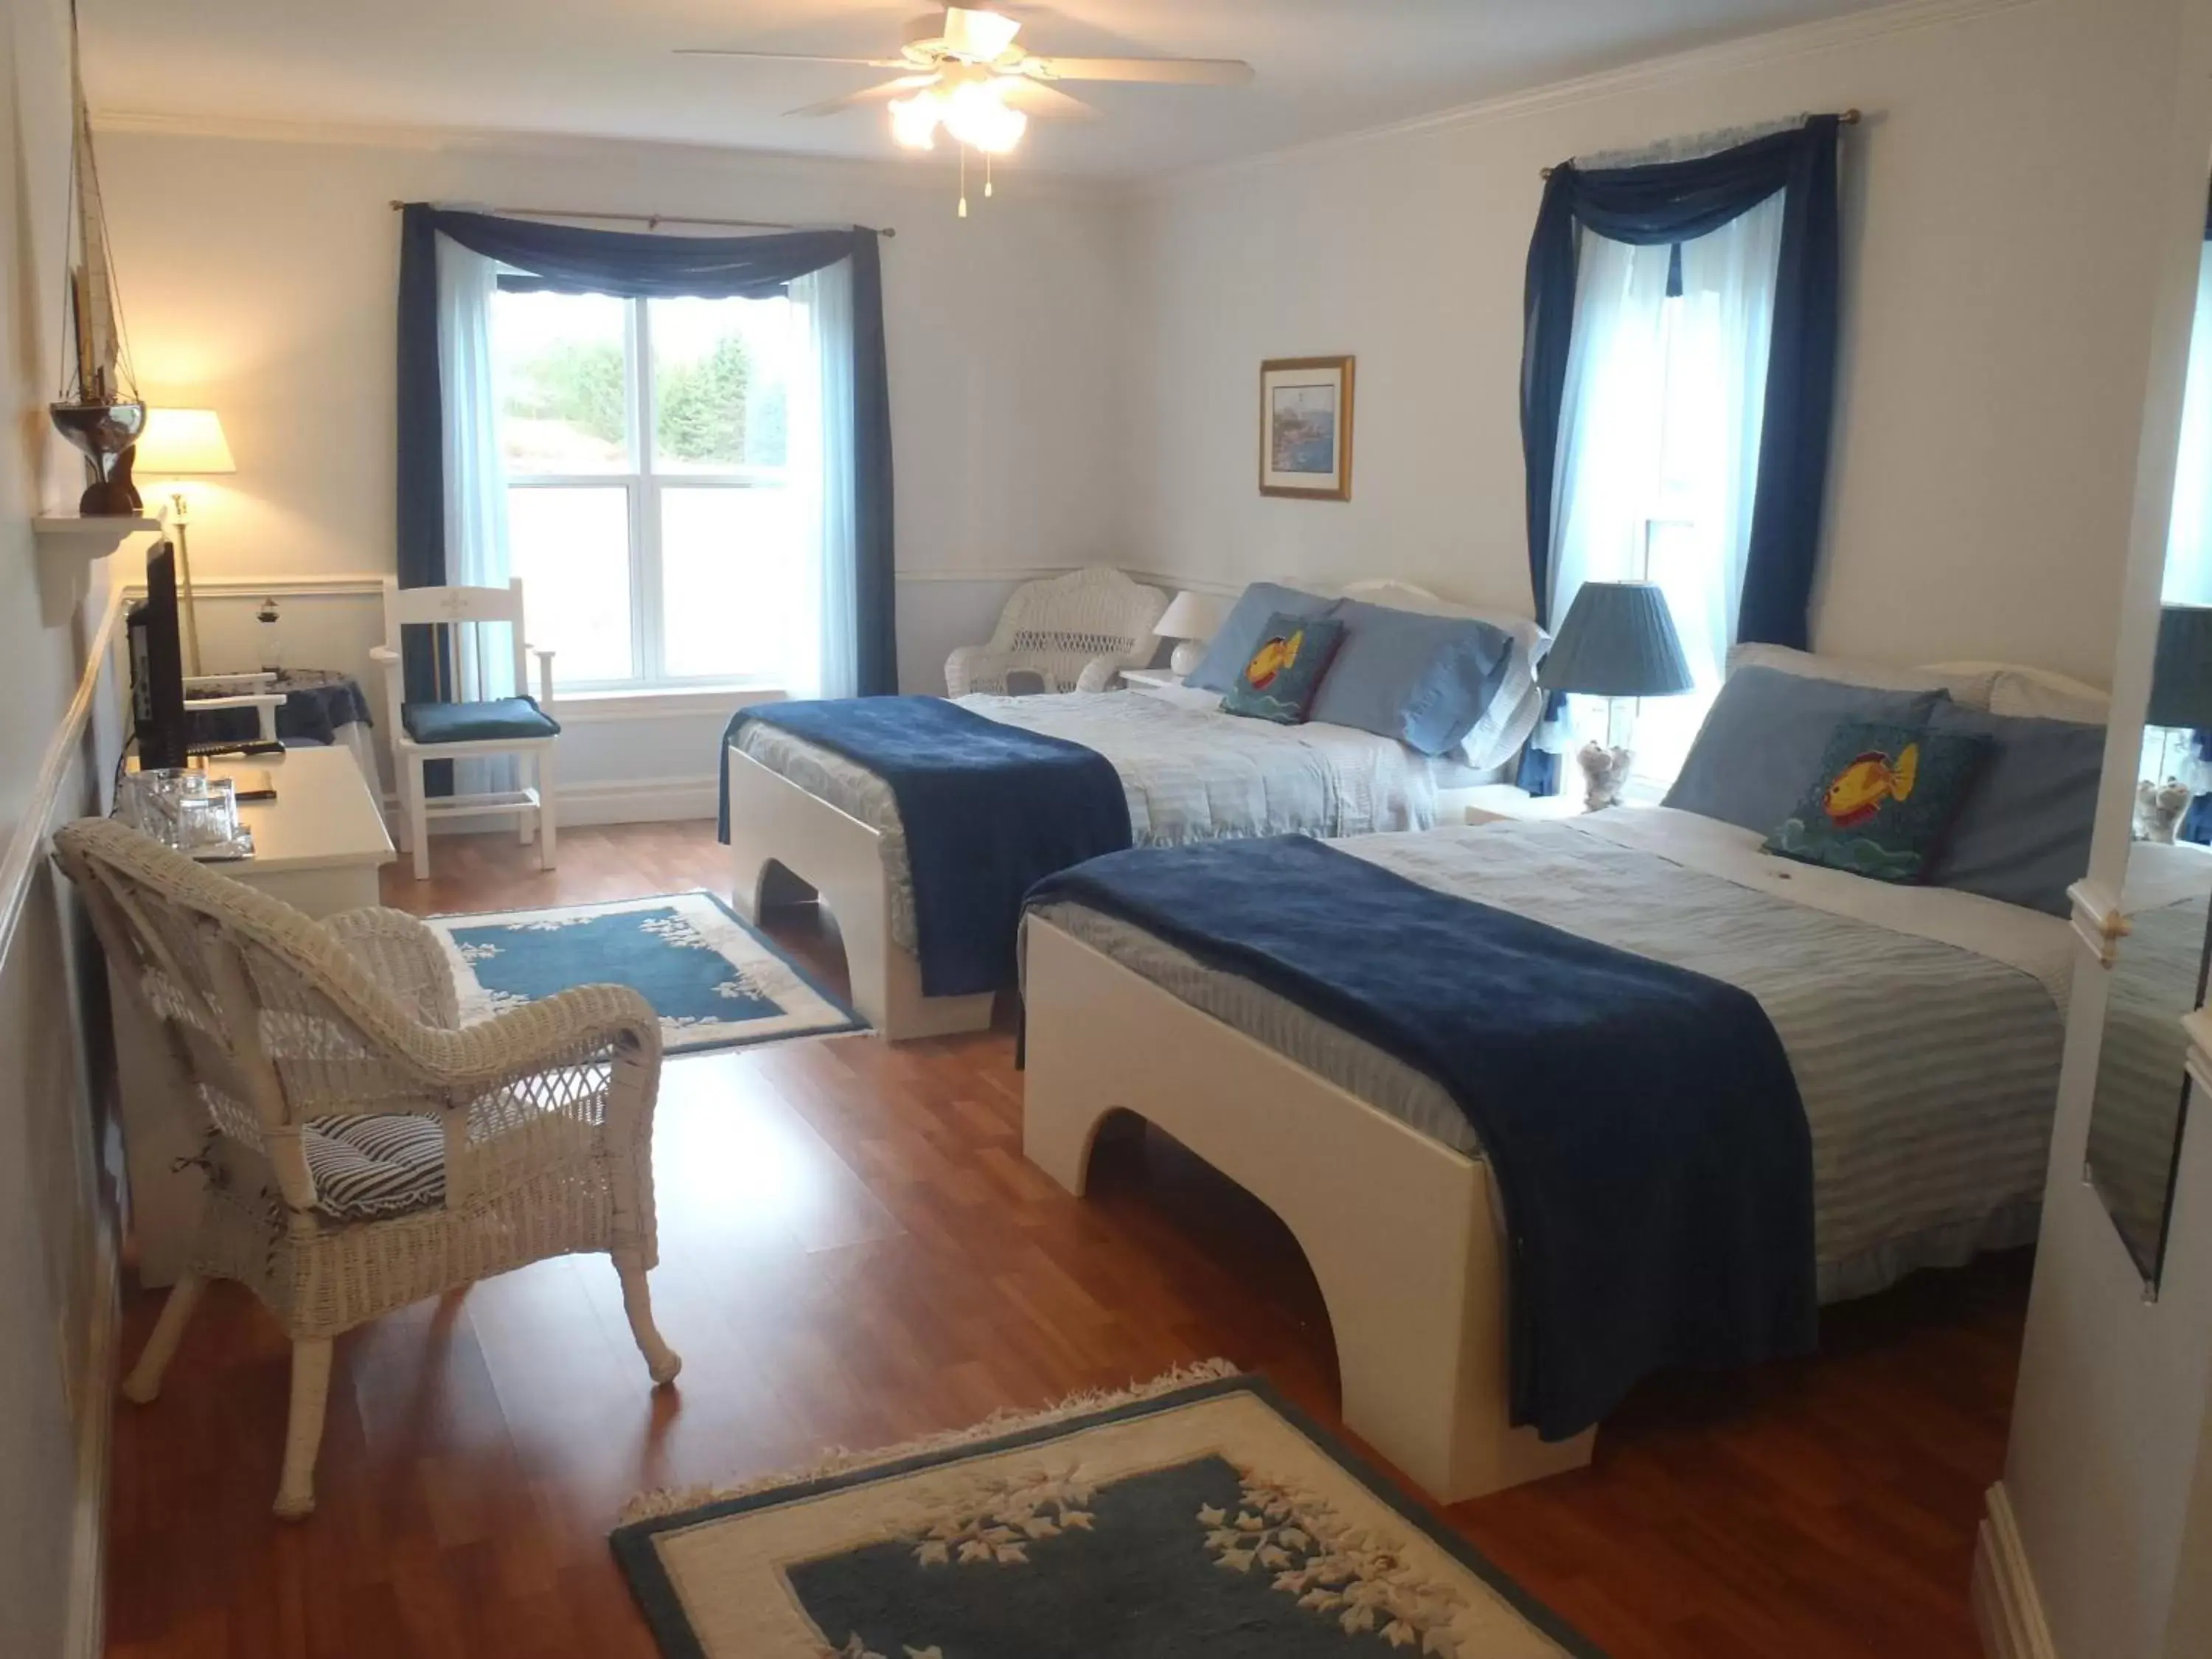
1026,835,1818,1442
723,697,1133,998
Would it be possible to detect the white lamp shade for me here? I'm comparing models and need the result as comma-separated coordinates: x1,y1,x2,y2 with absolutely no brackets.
1156,589,1225,641
136,408,235,475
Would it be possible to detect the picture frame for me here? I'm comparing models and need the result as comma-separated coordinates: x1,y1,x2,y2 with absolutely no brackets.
1259,355,1354,501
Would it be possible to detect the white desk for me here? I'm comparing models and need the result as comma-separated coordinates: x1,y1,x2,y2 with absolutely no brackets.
204,745,395,915
116,744,397,1286
1119,667,1183,692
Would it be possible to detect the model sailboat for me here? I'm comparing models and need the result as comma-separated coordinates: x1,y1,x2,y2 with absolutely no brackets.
48,5,145,516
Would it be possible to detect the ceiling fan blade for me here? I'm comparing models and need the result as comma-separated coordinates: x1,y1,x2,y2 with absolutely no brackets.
785,75,938,117
1019,55,1253,86
992,78,1101,121
675,49,913,68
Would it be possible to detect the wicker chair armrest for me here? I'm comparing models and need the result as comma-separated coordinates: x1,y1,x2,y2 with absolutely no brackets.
399,983,663,1096
945,644,1009,698
1074,655,1126,694
321,908,462,1029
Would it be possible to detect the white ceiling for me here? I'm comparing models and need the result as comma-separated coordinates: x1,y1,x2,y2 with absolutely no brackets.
83,1,1892,179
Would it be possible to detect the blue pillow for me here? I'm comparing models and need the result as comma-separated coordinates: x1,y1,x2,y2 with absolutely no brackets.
1763,720,1992,883
1664,667,1951,832
1922,705,2105,916
1220,614,1348,725
1307,599,1513,756
1185,582,1336,692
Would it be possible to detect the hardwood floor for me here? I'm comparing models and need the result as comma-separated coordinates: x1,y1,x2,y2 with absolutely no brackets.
103,821,2025,1659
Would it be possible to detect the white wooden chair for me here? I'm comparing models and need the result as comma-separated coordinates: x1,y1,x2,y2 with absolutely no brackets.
369,577,559,880
54,816,681,1519
944,566,1169,696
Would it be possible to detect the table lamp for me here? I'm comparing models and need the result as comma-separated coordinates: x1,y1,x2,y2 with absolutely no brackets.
2138,603,2212,841
1536,580,1694,810
135,407,235,675
1155,589,1226,678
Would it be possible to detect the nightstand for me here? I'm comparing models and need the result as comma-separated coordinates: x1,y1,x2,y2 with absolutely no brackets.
1120,667,1183,692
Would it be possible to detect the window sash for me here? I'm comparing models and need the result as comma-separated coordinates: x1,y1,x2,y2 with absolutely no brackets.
500,294,793,691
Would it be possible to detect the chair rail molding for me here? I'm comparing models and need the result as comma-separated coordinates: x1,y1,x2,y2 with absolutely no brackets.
1972,1483,2058,1659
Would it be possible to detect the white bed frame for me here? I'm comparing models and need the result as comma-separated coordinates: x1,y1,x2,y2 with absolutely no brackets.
724,580,1541,1043
1020,915,1596,1503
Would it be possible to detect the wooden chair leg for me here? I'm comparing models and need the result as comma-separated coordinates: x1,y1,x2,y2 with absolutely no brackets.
119,1271,204,1404
614,1254,681,1385
273,1338,334,1520
516,751,535,845
536,748,558,871
407,756,431,881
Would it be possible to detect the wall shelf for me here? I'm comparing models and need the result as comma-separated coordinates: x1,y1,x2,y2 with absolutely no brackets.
33,504,169,562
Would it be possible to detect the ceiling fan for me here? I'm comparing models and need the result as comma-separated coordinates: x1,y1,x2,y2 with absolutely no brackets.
677,7,1253,164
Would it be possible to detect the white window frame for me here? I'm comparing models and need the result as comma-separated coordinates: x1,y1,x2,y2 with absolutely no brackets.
501,291,792,692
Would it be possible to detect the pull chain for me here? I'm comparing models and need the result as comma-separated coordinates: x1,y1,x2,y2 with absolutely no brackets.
959,145,969,218
985,150,994,199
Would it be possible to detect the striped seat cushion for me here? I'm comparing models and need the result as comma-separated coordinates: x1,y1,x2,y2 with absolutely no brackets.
301,1114,445,1220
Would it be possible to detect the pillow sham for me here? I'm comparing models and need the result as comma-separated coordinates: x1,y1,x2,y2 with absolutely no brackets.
1921,705,2105,915
1184,582,1335,692
1220,613,1348,724
1663,667,1951,833
1306,599,1513,756
1763,720,1992,883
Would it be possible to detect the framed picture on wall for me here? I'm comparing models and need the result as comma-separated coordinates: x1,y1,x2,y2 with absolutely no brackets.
1259,355,1354,501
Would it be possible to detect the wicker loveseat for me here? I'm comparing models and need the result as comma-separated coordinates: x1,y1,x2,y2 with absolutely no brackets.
55,818,681,1518
944,566,1169,696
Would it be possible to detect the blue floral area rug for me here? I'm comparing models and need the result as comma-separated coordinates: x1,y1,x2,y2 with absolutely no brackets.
425,891,865,1054
611,1366,1601,1659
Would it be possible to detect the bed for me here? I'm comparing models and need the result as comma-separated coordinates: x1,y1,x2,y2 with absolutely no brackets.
723,580,1545,1039
1019,801,2082,1503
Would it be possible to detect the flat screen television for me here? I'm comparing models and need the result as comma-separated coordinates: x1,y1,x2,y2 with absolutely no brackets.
128,540,188,772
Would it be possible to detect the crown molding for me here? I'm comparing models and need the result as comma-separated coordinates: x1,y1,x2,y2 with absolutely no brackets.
1143,0,2040,196
86,105,1124,195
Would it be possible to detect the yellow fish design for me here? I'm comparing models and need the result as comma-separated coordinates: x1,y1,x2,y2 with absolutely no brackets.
1823,742,1919,830
1245,628,1305,690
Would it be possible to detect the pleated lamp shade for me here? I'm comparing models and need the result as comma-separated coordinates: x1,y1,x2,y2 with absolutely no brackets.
2149,604,2212,728
1537,581,1695,699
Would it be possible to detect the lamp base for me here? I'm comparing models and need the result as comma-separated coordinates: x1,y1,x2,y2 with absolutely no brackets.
1577,742,1633,812
1169,639,1207,677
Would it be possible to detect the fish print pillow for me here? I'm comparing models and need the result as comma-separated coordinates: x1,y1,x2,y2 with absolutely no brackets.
1220,612,1349,725
1763,720,1992,883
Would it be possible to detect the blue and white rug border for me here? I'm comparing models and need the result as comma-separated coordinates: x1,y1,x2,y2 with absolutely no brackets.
423,888,868,1054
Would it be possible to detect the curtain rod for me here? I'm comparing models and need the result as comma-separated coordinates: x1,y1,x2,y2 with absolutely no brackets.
1539,108,1859,180
387,201,894,237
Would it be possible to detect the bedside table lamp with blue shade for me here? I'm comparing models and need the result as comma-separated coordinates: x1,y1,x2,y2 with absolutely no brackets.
1537,580,1694,810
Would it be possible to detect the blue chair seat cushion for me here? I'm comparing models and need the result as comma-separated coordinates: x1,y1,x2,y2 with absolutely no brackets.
402,696,561,745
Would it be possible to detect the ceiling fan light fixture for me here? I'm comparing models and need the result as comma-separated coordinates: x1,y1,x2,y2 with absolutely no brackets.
888,88,944,149
942,77,1026,153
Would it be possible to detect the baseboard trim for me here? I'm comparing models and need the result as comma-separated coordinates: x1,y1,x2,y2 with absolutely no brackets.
1973,1482,2057,1659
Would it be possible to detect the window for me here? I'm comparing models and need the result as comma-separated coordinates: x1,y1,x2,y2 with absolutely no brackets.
493,288,805,689
1548,199,1783,791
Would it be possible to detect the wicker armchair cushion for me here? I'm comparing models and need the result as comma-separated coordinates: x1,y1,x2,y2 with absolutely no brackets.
302,1115,446,1220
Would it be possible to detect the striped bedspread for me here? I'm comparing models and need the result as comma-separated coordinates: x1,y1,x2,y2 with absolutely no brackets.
1028,808,2073,1304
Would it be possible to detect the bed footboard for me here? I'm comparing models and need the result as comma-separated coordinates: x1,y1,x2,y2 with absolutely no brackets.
723,745,996,1041
1021,915,1595,1503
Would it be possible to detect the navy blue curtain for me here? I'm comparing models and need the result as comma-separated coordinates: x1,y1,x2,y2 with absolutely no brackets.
396,204,899,721
1514,116,1843,793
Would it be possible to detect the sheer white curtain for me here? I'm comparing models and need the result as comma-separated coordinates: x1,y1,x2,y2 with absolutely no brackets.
1537,192,1785,786
786,258,860,700
435,232,515,792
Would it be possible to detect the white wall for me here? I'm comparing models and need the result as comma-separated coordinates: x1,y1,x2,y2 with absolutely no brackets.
1995,1,2212,1652
1121,0,2182,686
1,0,128,1655
90,122,1135,804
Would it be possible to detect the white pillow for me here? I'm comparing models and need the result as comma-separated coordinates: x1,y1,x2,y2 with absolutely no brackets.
1923,661,2110,724
1726,642,1988,705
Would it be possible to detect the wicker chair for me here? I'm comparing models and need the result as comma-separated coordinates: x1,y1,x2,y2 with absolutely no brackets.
53,818,680,1520
944,566,1169,696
